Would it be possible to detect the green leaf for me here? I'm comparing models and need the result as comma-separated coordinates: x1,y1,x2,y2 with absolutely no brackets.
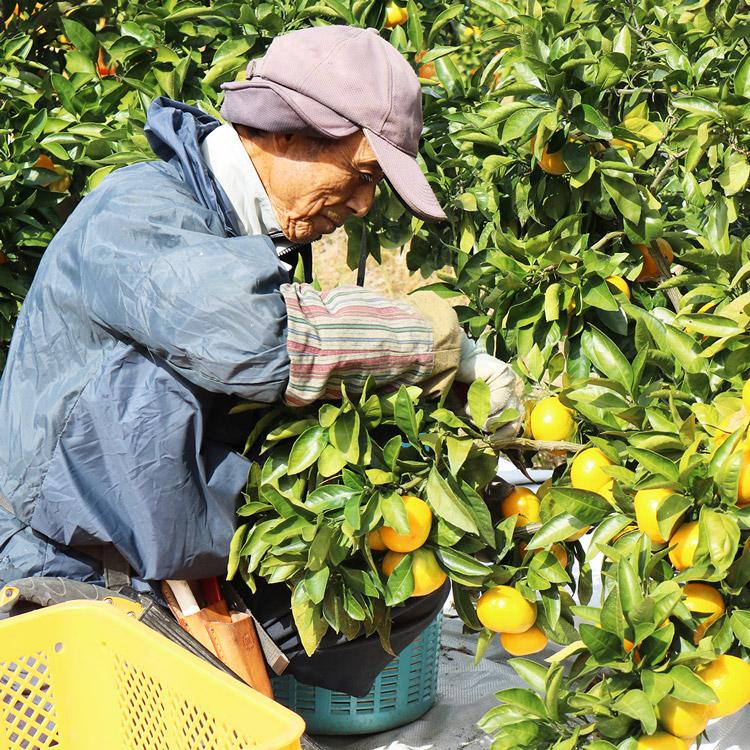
735,54,750,98
618,560,643,613
730,611,750,648
548,487,612,525
384,552,414,605
304,567,330,605
331,410,360,463
601,173,641,224
427,4,464,44
613,690,657,735
446,436,472,475
628,448,679,482
467,379,491,429
291,584,328,656
305,485,358,514
227,524,248,580
579,623,622,663
425,467,478,534
380,491,410,535
50,73,80,116
581,326,633,391
287,426,328,475
394,385,420,445
494,688,548,718
317,444,348,477
527,514,587,549
668,665,718,704
62,18,99,58
571,104,613,139
510,658,549,693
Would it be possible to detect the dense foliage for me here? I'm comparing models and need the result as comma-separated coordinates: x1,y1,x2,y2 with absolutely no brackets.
5,0,750,747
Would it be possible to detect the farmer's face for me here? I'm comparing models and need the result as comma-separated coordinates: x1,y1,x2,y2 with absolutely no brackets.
242,129,383,243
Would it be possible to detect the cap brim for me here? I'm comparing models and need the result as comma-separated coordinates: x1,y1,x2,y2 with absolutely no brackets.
221,79,359,139
363,130,446,222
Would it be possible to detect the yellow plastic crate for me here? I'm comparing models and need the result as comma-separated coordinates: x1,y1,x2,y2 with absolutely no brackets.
0,600,305,750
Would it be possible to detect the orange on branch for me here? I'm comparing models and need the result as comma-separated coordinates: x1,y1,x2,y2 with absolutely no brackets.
658,695,709,739
368,528,387,551
637,732,691,750
570,447,614,493
668,521,699,571
682,582,725,644
476,585,537,634
529,396,576,442
500,487,540,527
634,487,681,544
698,655,750,719
382,548,446,597
606,275,631,300
500,625,548,656
635,239,674,282
530,135,568,175
380,495,432,553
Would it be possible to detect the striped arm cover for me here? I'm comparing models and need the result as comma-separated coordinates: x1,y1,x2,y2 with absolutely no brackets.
280,283,436,407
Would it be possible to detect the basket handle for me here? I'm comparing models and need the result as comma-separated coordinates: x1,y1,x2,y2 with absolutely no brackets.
0,576,133,612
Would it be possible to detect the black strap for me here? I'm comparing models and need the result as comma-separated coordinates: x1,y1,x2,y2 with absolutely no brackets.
356,222,367,287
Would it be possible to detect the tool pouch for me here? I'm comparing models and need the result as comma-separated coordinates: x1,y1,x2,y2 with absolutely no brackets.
160,581,274,698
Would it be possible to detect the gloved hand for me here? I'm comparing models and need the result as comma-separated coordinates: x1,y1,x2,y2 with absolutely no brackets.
455,331,524,437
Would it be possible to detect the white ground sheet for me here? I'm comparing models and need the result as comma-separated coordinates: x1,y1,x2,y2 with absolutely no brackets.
315,462,748,750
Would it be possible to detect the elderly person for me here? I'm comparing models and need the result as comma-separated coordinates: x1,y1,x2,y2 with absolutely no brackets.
0,26,520,694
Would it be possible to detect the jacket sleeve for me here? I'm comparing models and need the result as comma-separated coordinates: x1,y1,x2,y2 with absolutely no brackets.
80,169,290,403
280,283,462,406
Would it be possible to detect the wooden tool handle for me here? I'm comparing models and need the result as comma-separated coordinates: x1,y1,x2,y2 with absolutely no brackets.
206,614,274,699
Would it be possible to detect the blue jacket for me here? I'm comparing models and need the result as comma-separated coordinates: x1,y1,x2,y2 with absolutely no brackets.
0,97,290,585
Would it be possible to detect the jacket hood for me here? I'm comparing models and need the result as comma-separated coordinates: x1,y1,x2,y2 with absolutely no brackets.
144,96,240,237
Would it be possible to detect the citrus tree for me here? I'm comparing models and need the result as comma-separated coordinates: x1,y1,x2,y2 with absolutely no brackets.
5,0,750,747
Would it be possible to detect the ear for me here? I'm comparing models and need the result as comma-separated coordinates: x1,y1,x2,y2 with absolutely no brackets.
270,132,296,154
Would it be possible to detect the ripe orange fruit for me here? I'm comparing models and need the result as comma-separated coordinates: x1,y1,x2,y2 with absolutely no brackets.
635,239,674,282
530,136,567,175
415,50,436,79
698,654,750,719
683,582,725,644
368,528,387,551
34,155,70,193
500,487,540,527
382,548,447,597
637,731,691,750
570,447,614,493
96,48,117,77
384,1,407,27
500,625,548,655
668,522,699,570
634,487,680,544
476,585,537,634
606,275,631,300
380,496,432,553
529,396,576,441
657,695,709,739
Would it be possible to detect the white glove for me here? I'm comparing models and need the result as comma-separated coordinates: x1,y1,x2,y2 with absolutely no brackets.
455,331,524,436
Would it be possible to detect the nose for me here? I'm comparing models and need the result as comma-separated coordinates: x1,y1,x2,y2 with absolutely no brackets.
346,182,377,219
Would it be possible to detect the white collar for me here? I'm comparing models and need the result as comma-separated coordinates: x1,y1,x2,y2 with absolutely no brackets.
200,123,284,239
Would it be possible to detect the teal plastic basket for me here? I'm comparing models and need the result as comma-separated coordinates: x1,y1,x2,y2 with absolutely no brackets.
272,614,442,735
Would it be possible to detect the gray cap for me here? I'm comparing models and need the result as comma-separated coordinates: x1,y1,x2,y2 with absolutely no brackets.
220,25,446,222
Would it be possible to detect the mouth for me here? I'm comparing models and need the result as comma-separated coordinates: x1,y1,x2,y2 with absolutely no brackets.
321,216,337,233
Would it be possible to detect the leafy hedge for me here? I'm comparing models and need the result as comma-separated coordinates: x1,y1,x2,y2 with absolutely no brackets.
6,1,750,747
